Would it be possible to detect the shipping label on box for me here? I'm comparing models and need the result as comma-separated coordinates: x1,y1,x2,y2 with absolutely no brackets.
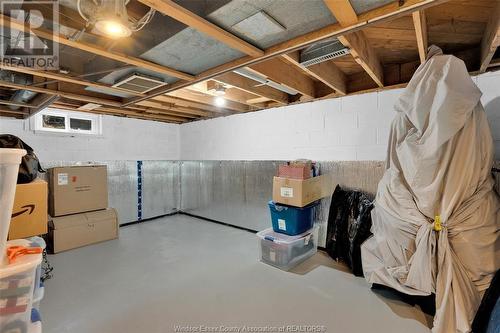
8,179,48,240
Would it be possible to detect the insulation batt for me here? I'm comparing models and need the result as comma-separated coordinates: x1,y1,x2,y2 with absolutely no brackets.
361,46,500,333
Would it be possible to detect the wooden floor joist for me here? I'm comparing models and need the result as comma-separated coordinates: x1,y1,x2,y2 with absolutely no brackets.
324,0,384,87
125,0,445,107
138,0,264,57
480,2,500,73
282,52,347,95
412,10,428,63
248,58,317,98
0,14,194,81
213,72,289,105
167,89,249,113
0,0,461,123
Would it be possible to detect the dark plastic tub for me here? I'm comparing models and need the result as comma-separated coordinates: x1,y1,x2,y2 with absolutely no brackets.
268,200,318,236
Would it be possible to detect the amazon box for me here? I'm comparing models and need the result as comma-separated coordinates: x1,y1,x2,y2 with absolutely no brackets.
48,165,108,217
8,178,48,240
48,208,118,253
272,174,333,207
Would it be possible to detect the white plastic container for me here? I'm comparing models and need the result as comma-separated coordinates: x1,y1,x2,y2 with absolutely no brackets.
0,239,42,333
0,148,26,264
257,226,318,271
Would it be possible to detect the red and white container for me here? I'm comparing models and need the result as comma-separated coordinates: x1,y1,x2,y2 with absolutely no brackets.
0,239,42,333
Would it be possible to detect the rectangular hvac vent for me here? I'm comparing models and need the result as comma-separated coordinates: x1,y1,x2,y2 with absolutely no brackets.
112,74,166,94
299,39,350,67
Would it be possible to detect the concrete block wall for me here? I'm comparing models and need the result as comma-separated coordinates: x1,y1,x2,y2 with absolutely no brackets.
180,70,500,161
0,114,180,163
0,71,499,164
474,71,500,159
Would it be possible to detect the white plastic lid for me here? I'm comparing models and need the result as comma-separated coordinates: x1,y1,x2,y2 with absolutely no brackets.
0,239,42,278
257,226,316,245
0,148,27,164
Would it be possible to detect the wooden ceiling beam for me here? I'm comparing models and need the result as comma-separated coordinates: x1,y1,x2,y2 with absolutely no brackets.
126,0,445,106
214,72,289,105
0,99,37,108
282,51,346,95
136,100,211,117
412,10,428,63
0,80,123,107
152,95,234,114
138,0,263,57
201,81,264,107
166,89,248,112
0,14,194,81
479,2,500,72
53,103,185,123
247,58,317,98
324,0,384,87
0,63,144,97
0,64,211,117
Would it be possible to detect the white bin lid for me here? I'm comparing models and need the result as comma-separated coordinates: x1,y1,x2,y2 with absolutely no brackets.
0,239,42,278
0,148,27,164
257,227,316,245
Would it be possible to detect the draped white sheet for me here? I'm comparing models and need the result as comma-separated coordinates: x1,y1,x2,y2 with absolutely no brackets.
361,47,500,333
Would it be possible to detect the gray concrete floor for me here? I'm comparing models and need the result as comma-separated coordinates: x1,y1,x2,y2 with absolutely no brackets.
42,215,432,333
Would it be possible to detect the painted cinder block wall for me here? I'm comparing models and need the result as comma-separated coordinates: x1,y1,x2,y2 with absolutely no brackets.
180,70,500,161
0,115,181,162
1,70,499,163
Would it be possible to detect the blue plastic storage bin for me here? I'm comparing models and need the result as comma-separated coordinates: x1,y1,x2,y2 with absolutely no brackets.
268,200,318,236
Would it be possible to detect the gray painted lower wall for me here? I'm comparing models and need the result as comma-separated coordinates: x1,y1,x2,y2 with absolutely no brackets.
39,160,499,247
40,161,180,224
179,161,386,247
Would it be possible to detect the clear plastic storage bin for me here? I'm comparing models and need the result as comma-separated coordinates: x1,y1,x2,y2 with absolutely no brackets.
257,226,318,271
0,240,42,333
0,148,26,263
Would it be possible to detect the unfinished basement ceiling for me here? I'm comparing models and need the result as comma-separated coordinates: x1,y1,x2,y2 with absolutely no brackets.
207,0,337,49
140,28,245,75
0,0,499,123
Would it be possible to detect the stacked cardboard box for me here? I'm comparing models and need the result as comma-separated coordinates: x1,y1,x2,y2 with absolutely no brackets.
257,160,332,270
46,165,118,253
8,179,48,240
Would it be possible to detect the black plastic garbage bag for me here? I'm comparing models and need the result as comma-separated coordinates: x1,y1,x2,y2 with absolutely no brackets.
0,134,44,183
325,185,373,277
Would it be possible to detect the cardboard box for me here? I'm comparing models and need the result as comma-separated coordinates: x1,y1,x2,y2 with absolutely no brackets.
48,208,119,253
278,164,311,180
48,165,108,217
272,174,333,207
8,179,48,240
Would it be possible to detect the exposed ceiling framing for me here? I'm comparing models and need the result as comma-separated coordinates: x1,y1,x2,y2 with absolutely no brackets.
479,2,500,72
0,0,498,124
412,10,428,63
325,0,384,87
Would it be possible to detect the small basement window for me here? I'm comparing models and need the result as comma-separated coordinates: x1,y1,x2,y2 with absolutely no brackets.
32,108,102,136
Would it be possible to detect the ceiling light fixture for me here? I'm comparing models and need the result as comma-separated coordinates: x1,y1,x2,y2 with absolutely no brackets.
214,85,226,96
95,19,131,38
78,0,155,39
215,96,226,107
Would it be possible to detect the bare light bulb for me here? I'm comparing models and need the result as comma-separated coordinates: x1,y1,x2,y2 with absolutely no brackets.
95,19,132,38
215,96,226,107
